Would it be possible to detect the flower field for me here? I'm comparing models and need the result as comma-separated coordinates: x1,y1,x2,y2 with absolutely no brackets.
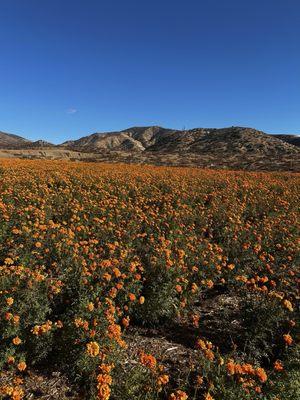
0,160,299,400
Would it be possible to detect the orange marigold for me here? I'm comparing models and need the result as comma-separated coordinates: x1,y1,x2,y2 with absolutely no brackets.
12,337,22,345
169,390,188,400
283,299,293,312
6,297,14,306
157,374,169,386
274,360,284,372
17,361,27,371
128,293,136,301
86,341,100,357
140,352,157,370
283,334,293,346
255,367,267,383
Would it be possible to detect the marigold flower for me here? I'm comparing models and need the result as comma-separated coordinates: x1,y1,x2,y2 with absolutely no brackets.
140,352,157,370
255,367,267,383
175,285,182,293
97,383,111,400
7,356,15,364
196,339,207,350
274,360,284,372
87,302,94,312
86,341,100,357
12,337,22,345
157,374,169,386
128,293,136,301
121,317,130,328
206,280,214,288
6,297,14,306
11,387,24,400
283,299,293,312
169,390,188,400
226,360,235,375
283,334,293,345
17,361,27,371
97,373,112,386
196,375,203,386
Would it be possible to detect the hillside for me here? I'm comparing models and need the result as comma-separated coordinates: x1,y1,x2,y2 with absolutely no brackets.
0,130,30,148
272,134,300,147
0,126,299,171
61,126,300,171
62,126,299,155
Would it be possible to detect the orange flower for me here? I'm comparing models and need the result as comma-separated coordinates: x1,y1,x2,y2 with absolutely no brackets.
196,339,207,350
87,302,94,312
157,374,169,386
169,390,188,400
140,352,157,370
283,334,293,345
17,361,27,371
121,317,130,328
97,384,111,400
6,297,14,306
128,293,136,301
274,360,284,372
175,285,182,293
139,296,145,304
7,356,15,364
196,375,203,386
12,337,22,345
86,341,100,357
255,367,267,383
226,360,235,375
283,299,293,312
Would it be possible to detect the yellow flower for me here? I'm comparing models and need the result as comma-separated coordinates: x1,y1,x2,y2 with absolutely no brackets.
157,374,169,386
6,297,14,306
283,299,293,312
169,390,188,400
86,341,100,357
87,302,94,312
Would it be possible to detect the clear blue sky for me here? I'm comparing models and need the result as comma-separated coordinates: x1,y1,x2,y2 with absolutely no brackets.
0,0,299,143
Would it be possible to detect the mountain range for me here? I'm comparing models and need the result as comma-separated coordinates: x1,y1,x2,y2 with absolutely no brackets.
0,126,299,171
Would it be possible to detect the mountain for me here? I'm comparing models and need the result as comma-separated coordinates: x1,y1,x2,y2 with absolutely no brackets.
20,139,56,149
0,126,299,171
272,134,300,148
0,131,31,148
62,126,299,155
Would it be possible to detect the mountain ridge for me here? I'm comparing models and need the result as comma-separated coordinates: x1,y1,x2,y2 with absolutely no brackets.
0,126,299,171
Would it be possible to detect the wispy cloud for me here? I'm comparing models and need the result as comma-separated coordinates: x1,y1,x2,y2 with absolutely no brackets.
66,108,78,114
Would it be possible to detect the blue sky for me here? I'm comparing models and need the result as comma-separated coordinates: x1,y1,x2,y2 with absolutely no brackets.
0,0,299,143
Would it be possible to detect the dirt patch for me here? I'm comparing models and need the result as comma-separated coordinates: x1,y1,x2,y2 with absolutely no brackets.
0,370,79,400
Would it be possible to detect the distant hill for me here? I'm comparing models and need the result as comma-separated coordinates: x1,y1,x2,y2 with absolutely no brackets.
271,134,300,148
62,126,299,155
19,140,56,149
0,126,299,171
0,131,31,148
